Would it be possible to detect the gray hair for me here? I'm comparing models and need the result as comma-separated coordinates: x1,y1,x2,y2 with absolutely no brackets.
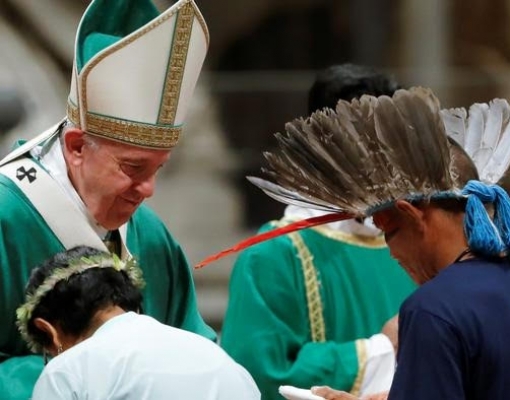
60,119,100,151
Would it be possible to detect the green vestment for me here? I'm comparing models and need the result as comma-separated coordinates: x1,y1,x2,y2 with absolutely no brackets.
221,221,416,400
0,169,215,399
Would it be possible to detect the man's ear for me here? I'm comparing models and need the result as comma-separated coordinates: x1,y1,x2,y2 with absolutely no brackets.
395,200,426,230
62,128,87,166
33,317,61,355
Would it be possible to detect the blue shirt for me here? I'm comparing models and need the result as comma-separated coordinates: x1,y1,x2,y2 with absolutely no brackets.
389,258,510,400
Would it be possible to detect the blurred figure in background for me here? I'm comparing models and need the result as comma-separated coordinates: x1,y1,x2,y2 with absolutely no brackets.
0,88,25,135
0,88,25,153
17,246,260,400
220,64,416,399
0,1,216,398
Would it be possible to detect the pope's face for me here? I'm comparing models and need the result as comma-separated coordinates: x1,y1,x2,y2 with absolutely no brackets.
65,131,170,230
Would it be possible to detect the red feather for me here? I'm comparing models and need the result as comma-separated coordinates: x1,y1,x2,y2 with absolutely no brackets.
194,212,353,269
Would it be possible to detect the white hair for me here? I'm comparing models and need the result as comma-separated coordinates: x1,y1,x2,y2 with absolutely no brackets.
60,120,101,150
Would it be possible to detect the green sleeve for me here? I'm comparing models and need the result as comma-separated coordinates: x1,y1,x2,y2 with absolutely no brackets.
128,205,216,341
221,236,360,400
0,356,44,400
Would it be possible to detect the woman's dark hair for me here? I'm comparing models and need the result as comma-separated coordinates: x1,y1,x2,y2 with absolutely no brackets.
26,246,142,350
308,63,401,115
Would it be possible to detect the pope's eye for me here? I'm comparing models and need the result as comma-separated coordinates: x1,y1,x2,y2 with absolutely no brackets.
120,163,142,176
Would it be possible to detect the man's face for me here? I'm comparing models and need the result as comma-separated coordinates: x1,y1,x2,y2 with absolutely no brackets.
65,131,170,230
372,201,433,284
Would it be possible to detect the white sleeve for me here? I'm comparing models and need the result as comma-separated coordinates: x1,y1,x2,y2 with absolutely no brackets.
216,360,261,399
32,368,80,400
359,333,396,397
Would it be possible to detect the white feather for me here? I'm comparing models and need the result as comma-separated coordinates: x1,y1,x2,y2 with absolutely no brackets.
482,102,510,183
441,107,467,147
465,103,489,171
475,99,507,171
246,176,343,213
443,99,510,185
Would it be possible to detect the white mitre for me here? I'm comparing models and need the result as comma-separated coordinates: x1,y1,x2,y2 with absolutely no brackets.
67,0,208,149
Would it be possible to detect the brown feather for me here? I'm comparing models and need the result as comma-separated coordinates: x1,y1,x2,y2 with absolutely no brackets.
252,87,456,215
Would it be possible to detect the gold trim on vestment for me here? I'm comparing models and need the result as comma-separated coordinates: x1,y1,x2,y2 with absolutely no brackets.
350,339,368,397
288,231,326,342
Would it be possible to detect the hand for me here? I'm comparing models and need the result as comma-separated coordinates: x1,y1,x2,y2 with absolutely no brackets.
381,314,399,354
311,386,359,400
311,387,388,400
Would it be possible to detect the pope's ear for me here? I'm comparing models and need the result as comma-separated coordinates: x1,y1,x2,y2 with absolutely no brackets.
62,128,87,164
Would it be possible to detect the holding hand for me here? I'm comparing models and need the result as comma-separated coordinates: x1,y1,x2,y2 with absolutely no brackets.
311,386,388,400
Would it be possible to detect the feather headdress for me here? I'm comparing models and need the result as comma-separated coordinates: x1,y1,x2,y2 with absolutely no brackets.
196,88,510,268
250,87,460,216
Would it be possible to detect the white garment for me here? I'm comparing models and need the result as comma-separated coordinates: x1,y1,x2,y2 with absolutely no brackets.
32,313,260,400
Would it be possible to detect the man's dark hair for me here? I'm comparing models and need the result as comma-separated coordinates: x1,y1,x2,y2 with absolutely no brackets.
308,63,401,114
26,246,142,350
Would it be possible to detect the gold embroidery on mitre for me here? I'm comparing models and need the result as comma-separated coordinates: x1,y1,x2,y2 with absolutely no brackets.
67,101,80,126
70,0,199,148
67,102,181,148
158,2,194,125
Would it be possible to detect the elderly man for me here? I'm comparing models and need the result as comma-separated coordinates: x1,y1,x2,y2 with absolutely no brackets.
0,0,215,399
250,88,510,400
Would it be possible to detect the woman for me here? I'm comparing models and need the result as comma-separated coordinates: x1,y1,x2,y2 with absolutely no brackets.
17,246,260,399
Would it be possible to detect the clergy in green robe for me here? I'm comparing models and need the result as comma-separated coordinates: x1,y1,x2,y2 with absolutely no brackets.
0,149,216,399
221,206,416,400
0,0,215,398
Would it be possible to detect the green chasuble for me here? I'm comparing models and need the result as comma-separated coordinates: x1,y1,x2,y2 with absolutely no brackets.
221,220,416,400
0,173,216,400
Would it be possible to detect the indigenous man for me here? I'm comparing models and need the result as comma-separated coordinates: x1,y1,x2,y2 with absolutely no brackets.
250,88,510,400
0,1,215,398
221,64,416,399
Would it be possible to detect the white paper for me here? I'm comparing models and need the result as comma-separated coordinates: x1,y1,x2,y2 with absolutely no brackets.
278,385,325,400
